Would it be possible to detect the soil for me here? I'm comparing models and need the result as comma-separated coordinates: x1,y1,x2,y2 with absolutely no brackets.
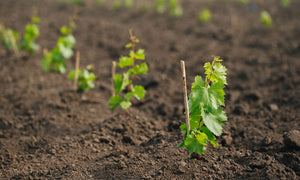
0,0,300,179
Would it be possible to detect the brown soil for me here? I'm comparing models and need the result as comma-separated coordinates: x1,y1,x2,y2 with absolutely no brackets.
0,0,299,179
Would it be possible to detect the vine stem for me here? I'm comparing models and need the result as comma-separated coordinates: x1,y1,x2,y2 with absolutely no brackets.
127,29,136,92
180,60,190,132
198,116,203,129
74,51,80,91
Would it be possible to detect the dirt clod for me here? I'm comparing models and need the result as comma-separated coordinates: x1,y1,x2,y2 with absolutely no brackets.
284,130,300,150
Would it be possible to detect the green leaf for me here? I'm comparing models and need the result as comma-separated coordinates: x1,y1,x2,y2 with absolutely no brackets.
121,71,132,91
180,124,187,131
208,81,225,107
68,69,82,79
184,133,206,155
212,62,227,85
117,56,134,68
133,85,146,100
199,126,219,147
125,43,132,49
41,53,52,72
130,62,148,75
198,8,211,23
108,95,123,111
114,73,123,94
135,49,145,60
260,10,272,27
75,70,97,91
124,92,134,101
59,43,73,59
120,101,132,110
204,62,212,81
57,35,75,59
177,141,185,148
189,76,225,112
58,63,66,74
188,76,208,113
201,108,227,136
60,26,72,35
31,16,40,24
189,106,202,130
196,131,208,146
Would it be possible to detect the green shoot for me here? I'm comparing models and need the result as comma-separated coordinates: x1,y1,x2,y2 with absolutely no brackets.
124,0,134,9
68,65,97,91
154,0,166,14
112,0,122,10
20,16,40,54
178,57,228,156
238,0,248,5
96,0,106,6
169,0,183,17
197,8,211,23
260,10,272,27
139,4,149,13
281,0,291,7
69,0,83,4
42,25,76,73
0,24,20,50
108,30,148,113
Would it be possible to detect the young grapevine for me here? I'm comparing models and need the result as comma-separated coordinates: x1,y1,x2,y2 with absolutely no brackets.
178,56,228,156
108,30,148,113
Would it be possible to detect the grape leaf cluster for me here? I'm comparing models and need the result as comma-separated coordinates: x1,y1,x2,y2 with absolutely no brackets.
42,26,75,74
108,31,148,111
20,16,40,54
0,16,40,55
178,57,227,155
68,65,97,91
0,24,20,50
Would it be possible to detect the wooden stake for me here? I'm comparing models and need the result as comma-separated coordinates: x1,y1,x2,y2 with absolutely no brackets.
7,30,20,58
74,51,80,91
112,61,116,96
180,60,190,132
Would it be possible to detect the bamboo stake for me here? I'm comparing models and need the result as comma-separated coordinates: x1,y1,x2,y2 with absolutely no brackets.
180,60,190,132
112,61,116,96
74,51,80,91
7,30,20,58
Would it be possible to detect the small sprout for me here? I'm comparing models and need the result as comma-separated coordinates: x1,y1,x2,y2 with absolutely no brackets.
238,0,248,5
178,57,228,157
139,4,149,13
69,0,83,4
96,0,106,6
260,10,272,27
108,30,148,113
42,25,76,74
281,0,291,7
112,0,122,10
198,8,211,23
169,0,183,18
154,0,166,14
20,15,40,54
124,0,134,9
68,65,97,91
0,24,20,51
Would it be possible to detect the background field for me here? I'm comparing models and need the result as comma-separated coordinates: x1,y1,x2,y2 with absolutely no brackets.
0,0,299,179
